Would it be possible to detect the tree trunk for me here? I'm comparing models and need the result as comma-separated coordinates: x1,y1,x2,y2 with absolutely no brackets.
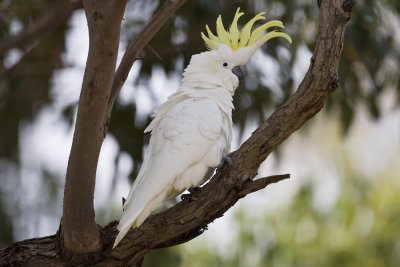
61,0,127,254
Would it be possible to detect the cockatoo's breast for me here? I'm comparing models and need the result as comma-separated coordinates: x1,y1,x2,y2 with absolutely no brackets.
144,83,234,192
168,95,232,190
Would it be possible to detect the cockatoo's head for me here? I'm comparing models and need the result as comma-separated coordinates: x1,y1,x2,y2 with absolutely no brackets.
202,7,292,67
183,8,291,94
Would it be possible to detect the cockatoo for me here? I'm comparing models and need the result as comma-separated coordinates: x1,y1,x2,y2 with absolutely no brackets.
114,7,291,247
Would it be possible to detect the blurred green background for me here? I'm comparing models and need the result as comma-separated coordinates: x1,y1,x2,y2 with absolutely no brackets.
1,0,399,266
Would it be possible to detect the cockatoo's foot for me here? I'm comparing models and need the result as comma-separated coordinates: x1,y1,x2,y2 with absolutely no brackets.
181,186,201,201
180,193,189,201
217,152,234,173
188,186,202,194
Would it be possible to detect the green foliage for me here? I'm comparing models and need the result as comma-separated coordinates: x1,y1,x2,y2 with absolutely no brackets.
0,0,68,160
171,174,400,267
143,248,182,267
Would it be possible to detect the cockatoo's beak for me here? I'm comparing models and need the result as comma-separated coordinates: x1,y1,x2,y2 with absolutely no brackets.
232,66,244,81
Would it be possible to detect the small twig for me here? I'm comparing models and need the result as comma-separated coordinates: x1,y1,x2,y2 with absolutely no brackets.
239,174,291,197
0,0,82,55
106,0,187,118
146,44,163,61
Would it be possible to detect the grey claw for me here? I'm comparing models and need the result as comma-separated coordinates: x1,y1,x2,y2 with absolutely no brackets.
188,186,201,194
217,152,234,169
181,187,201,201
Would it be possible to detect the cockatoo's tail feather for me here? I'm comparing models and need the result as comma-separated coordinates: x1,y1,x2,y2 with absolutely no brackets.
201,7,292,51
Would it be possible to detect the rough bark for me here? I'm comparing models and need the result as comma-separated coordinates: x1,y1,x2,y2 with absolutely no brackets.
0,0,356,266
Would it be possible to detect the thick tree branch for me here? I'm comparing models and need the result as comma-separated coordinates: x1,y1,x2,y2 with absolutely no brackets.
0,0,356,266
0,0,82,56
61,0,127,254
61,0,187,255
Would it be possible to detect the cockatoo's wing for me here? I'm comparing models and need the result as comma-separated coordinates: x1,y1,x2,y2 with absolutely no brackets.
114,95,227,247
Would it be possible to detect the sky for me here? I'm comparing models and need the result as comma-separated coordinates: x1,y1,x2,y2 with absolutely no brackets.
10,9,400,247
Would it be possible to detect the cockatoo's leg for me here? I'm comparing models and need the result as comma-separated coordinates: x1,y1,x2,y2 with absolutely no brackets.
188,186,202,194
180,186,202,201
217,152,234,170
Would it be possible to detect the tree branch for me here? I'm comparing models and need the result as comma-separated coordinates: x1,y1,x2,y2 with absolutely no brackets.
0,0,356,266
105,0,188,123
238,174,291,197
61,0,127,254
0,0,82,56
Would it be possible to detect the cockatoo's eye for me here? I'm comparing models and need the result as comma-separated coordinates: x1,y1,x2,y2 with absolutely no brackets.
222,62,228,67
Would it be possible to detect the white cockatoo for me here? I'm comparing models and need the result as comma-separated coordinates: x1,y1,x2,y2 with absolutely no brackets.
114,7,291,247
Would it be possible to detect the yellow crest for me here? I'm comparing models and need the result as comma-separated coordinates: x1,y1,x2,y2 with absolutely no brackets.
201,7,292,51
